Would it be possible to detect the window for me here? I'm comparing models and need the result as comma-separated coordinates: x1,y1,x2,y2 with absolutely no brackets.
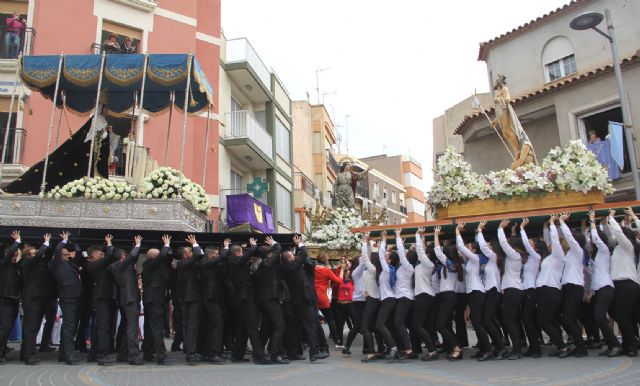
545,54,576,82
0,7,29,58
581,107,630,173
391,191,397,204
276,183,292,228
230,97,242,112
373,182,379,199
230,169,243,192
276,118,290,162
383,187,387,199
100,20,142,54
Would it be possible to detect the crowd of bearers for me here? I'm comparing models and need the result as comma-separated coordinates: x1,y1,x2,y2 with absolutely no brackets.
1,207,640,366
0,231,332,366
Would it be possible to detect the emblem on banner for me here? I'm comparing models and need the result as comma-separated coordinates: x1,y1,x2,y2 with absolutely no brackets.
254,203,264,223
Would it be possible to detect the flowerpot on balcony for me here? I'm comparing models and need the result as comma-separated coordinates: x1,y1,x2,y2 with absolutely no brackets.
436,189,605,219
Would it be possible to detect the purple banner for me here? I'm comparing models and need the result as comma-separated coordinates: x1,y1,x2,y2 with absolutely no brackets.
226,193,275,233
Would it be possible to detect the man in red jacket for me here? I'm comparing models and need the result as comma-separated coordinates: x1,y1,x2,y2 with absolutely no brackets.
314,252,342,353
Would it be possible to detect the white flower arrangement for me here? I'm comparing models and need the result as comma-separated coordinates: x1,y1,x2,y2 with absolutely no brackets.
138,167,211,215
47,177,136,200
427,140,613,212
307,207,369,250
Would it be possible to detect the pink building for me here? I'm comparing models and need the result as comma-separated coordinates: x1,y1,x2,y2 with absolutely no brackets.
0,0,222,221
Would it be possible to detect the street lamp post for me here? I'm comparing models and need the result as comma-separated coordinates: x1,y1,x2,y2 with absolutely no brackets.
570,9,640,200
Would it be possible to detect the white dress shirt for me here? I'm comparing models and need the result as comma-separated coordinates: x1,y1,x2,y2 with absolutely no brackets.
361,247,380,299
394,237,414,300
351,241,368,302
434,246,457,293
536,223,565,289
520,229,541,290
414,233,435,297
456,235,485,293
590,227,614,291
499,228,524,291
477,231,502,292
559,222,584,287
378,240,396,300
609,216,640,284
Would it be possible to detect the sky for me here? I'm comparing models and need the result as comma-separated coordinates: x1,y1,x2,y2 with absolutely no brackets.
221,0,571,190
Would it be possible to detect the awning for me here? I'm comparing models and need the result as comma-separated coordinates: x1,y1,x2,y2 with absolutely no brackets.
20,53,214,115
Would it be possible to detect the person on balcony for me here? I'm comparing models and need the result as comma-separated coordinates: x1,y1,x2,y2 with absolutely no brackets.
4,12,26,59
122,37,136,54
102,33,121,54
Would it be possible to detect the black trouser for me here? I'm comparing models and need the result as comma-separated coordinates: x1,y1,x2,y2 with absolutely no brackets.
411,293,436,352
288,301,319,356
75,296,91,351
522,288,540,351
319,307,337,344
561,283,585,350
345,301,364,349
361,297,381,353
612,280,640,352
454,292,469,347
468,291,491,353
483,288,504,352
0,297,18,357
172,300,183,347
143,301,166,361
334,302,353,346
394,297,413,351
258,299,285,357
502,288,525,354
58,297,80,362
91,299,115,360
202,299,224,357
376,298,397,349
40,299,57,348
182,301,201,357
537,286,565,349
233,300,265,360
578,300,599,342
21,297,47,361
593,286,620,349
117,302,140,361
435,291,458,350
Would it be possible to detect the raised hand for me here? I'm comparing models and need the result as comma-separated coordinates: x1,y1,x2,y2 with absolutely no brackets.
434,226,441,234
560,212,570,222
549,214,558,223
265,236,275,246
134,235,142,246
249,237,257,246
521,218,529,228
60,231,70,241
43,233,52,243
162,234,171,246
499,219,510,229
293,234,302,246
625,207,637,220
477,221,487,231
417,227,425,234
224,238,231,249
381,230,387,239
457,222,466,231
185,234,197,245
105,234,113,246
10,230,20,241
364,231,370,241
394,228,402,237
588,210,596,222
609,209,616,218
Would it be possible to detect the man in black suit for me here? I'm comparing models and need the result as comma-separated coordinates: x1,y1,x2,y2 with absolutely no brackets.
255,236,288,364
0,230,23,364
177,234,204,364
20,232,53,365
49,231,84,364
199,239,228,363
142,235,172,365
280,235,325,362
111,236,143,365
227,238,270,364
86,235,117,366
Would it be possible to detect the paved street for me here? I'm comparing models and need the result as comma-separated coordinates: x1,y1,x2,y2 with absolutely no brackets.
2,337,640,386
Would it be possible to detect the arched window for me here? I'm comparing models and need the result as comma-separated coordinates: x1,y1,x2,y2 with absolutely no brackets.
542,36,577,82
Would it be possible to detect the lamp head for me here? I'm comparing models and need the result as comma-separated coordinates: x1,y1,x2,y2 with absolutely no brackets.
570,12,604,30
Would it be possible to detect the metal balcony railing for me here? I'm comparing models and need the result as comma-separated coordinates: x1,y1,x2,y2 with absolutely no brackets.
327,151,339,175
91,42,138,55
0,128,25,164
294,172,315,197
225,38,271,90
0,27,35,58
224,111,273,159
400,205,408,215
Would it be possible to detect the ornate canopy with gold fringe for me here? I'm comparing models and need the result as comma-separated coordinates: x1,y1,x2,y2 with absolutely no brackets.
20,53,214,115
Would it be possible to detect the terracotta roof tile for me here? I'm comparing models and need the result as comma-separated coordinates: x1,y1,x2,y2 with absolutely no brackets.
477,0,592,62
454,54,640,135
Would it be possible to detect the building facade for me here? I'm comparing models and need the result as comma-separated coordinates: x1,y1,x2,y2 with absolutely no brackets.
361,154,426,222
218,34,294,232
448,0,640,201
0,0,223,219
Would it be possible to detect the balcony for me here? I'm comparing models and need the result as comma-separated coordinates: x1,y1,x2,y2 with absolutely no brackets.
294,172,315,197
400,205,408,215
0,127,26,184
223,111,273,168
0,27,35,72
356,185,369,199
327,150,339,176
224,38,271,103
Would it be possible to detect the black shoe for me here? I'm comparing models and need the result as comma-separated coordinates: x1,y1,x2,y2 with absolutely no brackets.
478,352,494,362
289,354,305,361
558,348,573,358
316,351,330,359
494,350,508,360
573,349,588,358
24,357,40,365
186,354,202,364
436,346,448,354
129,358,145,365
271,355,289,364
421,352,439,361
507,352,521,360
0,356,6,365
383,347,397,360
608,347,623,357
65,357,80,365
39,346,56,353
254,358,272,365
231,357,249,363
587,341,603,350
406,351,419,359
97,357,115,366
207,355,226,364
598,348,611,356
627,349,638,357
471,351,483,359
361,354,378,363
342,347,351,356
395,351,407,360
156,358,168,365
143,354,155,362
86,354,97,363
547,349,560,357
